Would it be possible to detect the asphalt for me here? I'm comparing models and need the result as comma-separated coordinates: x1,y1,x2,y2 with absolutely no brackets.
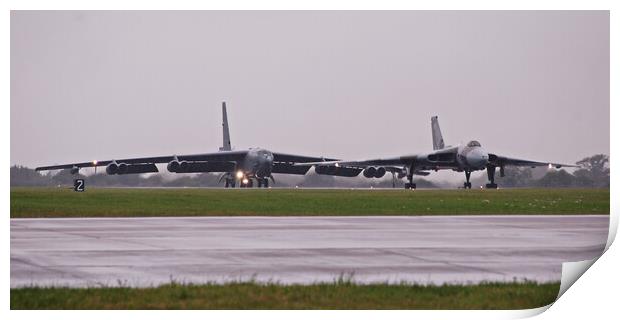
10,215,608,288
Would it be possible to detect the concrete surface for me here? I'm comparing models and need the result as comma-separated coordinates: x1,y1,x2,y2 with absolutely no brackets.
11,215,608,287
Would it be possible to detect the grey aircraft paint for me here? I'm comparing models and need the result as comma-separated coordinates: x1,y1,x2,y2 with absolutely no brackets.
35,102,338,188
298,116,578,189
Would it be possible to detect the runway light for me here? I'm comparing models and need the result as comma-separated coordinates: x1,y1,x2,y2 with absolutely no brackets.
242,178,249,184
236,171,244,179
335,163,340,167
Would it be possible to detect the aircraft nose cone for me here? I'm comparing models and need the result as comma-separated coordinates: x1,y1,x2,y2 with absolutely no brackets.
467,149,489,168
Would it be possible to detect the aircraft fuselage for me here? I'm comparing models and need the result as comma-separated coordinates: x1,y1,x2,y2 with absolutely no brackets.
402,141,490,173
237,148,274,179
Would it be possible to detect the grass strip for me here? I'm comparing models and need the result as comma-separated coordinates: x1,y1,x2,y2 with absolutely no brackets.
11,281,560,310
10,187,609,218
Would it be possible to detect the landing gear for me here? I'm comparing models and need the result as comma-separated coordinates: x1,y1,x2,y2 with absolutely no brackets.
463,170,472,189
224,177,237,188
240,178,253,188
485,165,498,189
405,163,416,189
391,172,397,189
257,178,269,188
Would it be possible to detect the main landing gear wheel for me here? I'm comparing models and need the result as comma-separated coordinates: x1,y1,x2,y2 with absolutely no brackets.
404,182,417,190
463,182,472,189
225,178,237,188
257,178,269,188
485,165,498,189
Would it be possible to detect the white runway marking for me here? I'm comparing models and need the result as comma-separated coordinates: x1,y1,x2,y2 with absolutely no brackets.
10,215,608,287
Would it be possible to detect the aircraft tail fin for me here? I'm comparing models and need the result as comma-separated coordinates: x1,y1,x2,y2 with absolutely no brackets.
219,102,232,151
431,116,445,150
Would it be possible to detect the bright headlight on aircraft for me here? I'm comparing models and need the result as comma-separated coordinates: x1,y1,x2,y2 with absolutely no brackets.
242,178,249,184
93,160,98,165
548,163,553,169
236,171,243,179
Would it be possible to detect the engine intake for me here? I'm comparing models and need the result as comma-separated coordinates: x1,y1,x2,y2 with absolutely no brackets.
363,167,386,178
363,167,377,178
118,163,129,174
179,161,189,172
375,167,386,178
167,160,180,172
106,162,119,175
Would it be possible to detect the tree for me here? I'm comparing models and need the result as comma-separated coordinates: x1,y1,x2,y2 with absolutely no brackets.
496,167,534,187
573,154,609,187
535,170,576,188
10,165,50,186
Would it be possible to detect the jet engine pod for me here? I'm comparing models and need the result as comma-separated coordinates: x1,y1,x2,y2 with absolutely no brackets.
315,165,363,177
375,167,386,178
326,166,339,175
167,160,180,173
106,162,119,175
120,163,159,174
179,161,189,172
117,163,129,174
363,167,377,178
315,165,330,175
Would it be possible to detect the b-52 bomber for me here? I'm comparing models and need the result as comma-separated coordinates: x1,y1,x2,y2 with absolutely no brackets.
36,102,336,188
296,116,577,189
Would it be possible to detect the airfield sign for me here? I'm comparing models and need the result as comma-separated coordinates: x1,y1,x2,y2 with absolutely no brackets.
73,179,85,192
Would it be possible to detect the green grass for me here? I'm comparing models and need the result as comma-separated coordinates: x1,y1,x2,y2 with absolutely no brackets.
10,187,608,218
10,281,560,310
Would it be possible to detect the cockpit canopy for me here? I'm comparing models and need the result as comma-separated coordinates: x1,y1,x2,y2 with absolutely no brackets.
467,140,482,147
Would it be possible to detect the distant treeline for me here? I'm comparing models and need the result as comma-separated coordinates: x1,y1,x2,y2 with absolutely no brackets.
10,154,609,188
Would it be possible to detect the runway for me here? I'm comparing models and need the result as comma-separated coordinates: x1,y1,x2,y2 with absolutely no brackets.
11,215,608,288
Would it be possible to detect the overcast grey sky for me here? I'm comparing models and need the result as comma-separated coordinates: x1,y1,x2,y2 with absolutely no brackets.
11,11,609,174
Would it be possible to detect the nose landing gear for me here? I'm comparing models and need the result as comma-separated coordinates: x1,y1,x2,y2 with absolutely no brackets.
238,177,253,188
463,170,472,189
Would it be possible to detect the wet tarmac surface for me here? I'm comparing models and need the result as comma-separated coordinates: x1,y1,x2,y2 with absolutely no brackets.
11,215,608,287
